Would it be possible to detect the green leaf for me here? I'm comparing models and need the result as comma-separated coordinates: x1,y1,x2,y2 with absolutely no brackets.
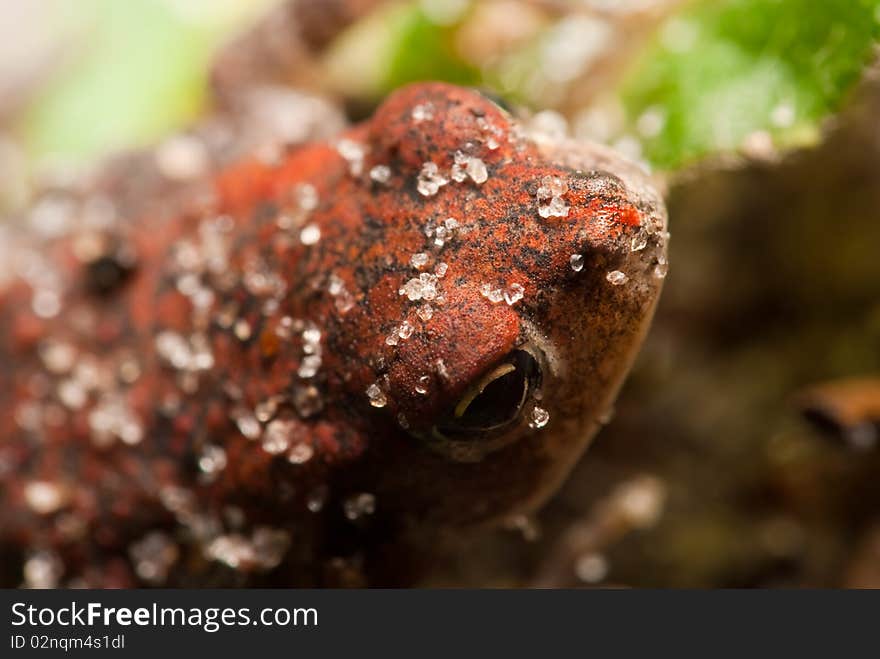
622,0,880,169
383,4,481,93
20,0,268,165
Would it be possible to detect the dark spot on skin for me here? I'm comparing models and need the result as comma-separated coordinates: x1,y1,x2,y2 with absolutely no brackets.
86,253,136,296
254,202,279,224
516,246,552,272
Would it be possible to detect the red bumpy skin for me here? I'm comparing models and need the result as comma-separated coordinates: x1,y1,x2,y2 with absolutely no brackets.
0,83,667,586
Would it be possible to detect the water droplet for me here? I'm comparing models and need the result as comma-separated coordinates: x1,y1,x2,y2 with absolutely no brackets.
343,493,376,521
480,284,504,304
327,274,345,296
598,407,615,425
296,183,318,211
255,397,281,423
529,406,550,429
204,534,253,569
570,254,584,272
334,291,355,314
504,283,525,306
370,164,391,184
615,476,666,528
538,196,569,219
505,514,541,542
366,383,387,408
606,270,628,286
156,331,191,369
186,333,214,371
23,550,63,588
302,327,321,345
399,272,439,301
298,354,322,378
631,232,648,252
118,356,142,384
198,445,227,479
336,138,366,177
293,385,323,418
118,416,144,445
58,379,87,410
398,320,414,340
307,485,328,512
287,442,314,464
24,480,66,515
575,553,609,584
411,103,434,122
435,358,450,381
32,289,61,318
88,396,143,446
466,157,488,184
540,175,569,197
39,341,76,374
300,224,321,245
451,151,468,183
155,134,208,181
417,162,448,197
129,532,179,584
536,175,570,218
234,410,261,440
262,419,297,455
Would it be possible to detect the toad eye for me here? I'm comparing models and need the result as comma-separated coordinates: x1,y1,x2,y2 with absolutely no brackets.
434,349,540,440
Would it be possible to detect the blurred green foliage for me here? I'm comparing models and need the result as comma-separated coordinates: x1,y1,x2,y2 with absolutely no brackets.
370,0,880,170
622,0,880,168
384,4,480,92
21,0,268,165
17,0,880,173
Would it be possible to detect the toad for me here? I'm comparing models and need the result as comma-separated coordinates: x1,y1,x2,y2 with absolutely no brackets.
0,8,667,588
